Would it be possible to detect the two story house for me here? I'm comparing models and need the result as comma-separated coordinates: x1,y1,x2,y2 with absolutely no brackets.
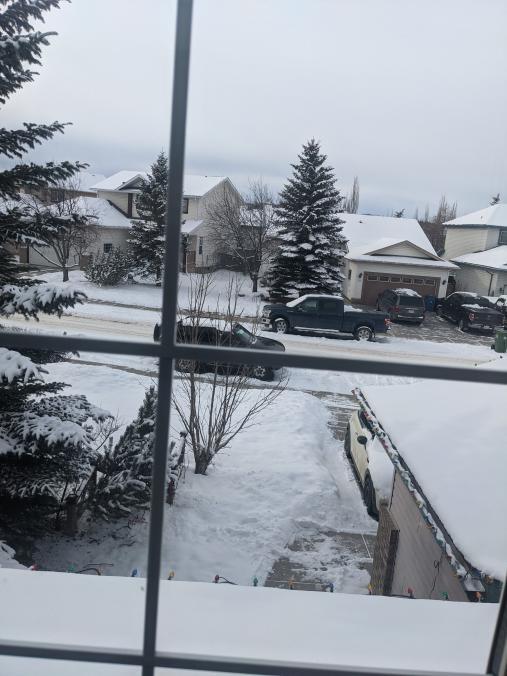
443,203,507,296
91,171,242,271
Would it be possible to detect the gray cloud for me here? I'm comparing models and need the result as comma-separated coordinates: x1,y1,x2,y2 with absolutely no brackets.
3,0,506,215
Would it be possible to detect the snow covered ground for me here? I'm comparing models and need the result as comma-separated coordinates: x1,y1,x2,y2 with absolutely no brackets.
32,360,374,591
0,570,497,676
38,269,265,316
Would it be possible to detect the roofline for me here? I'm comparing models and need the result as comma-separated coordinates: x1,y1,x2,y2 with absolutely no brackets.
452,260,506,274
354,389,489,584
364,239,441,261
345,254,457,269
444,223,506,229
96,174,236,199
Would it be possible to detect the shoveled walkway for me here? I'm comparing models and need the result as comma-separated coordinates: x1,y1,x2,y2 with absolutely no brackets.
264,391,377,594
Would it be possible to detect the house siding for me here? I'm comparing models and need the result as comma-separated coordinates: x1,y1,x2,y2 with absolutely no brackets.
378,242,426,256
454,265,495,295
389,473,468,602
444,227,490,259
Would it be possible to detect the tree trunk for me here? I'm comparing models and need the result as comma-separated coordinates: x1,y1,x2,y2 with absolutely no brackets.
194,454,209,475
64,495,79,535
252,276,258,293
62,267,69,282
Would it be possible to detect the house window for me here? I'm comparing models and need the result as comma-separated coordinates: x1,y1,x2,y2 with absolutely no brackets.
499,229,507,245
198,236,203,255
390,276,401,282
379,275,390,281
182,197,189,214
413,278,423,284
366,273,378,280
402,277,413,283
103,243,113,253
2,5,505,676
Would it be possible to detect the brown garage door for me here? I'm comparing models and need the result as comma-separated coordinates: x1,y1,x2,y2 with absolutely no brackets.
360,272,440,306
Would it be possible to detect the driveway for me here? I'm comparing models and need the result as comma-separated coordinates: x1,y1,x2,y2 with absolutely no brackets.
353,305,494,347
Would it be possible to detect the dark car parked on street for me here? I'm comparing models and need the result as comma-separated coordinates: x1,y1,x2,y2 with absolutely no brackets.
154,319,285,381
376,288,425,325
261,294,390,341
436,292,503,332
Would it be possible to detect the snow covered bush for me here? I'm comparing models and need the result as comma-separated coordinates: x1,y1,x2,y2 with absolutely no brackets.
0,347,112,525
94,387,156,520
268,139,348,300
84,247,132,287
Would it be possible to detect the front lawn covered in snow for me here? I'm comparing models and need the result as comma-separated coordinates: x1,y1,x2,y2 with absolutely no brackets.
39,269,266,316
32,361,373,590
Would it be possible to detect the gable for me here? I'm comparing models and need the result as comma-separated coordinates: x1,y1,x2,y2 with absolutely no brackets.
367,239,440,260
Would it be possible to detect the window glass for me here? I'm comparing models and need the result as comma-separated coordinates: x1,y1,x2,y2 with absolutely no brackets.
299,298,318,312
366,274,378,280
319,299,340,314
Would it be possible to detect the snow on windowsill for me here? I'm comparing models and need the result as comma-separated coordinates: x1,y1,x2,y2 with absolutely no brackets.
0,570,496,675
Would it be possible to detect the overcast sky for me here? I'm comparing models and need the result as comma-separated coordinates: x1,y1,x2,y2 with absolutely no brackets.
3,0,506,216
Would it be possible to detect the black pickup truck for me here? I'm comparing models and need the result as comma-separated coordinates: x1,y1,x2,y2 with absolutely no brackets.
261,294,390,341
436,292,503,332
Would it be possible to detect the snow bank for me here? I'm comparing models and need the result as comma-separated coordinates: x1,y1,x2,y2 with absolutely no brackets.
362,362,507,579
0,570,496,675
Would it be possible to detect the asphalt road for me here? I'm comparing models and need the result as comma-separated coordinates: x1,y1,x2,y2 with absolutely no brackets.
1,310,493,368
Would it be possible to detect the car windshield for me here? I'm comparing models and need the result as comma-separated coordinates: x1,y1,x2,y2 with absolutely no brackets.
462,296,491,308
232,323,256,345
399,296,424,307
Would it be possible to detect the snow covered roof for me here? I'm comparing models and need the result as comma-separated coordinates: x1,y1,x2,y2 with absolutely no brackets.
180,219,203,234
92,171,228,197
361,358,507,580
445,203,507,228
75,170,105,192
452,245,507,272
339,213,438,257
58,196,132,229
0,570,496,675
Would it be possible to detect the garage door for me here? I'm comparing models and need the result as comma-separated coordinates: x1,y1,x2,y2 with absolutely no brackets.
360,272,440,306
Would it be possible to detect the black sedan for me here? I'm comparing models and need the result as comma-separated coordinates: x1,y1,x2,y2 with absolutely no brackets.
154,319,285,381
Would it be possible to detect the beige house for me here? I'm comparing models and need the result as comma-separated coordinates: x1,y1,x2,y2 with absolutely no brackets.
91,171,242,271
443,204,507,296
340,214,456,304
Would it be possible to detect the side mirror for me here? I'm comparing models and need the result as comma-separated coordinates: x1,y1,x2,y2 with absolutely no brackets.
357,435,368,446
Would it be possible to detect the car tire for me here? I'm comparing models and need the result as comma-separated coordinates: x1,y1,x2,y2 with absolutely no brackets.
414,321,423,326
273,317,289,334
344,425,352,458
364,473,378,518
458,318,468,332
251,365,274,381
354,326,374,342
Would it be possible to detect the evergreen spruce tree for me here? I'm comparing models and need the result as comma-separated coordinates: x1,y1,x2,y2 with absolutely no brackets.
0,0,85,312
268,139,347,300
94,387,156,520
129,152,168,282
0,1,111,529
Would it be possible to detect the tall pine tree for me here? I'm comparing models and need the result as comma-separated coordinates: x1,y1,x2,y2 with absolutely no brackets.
0,1,111,531
129,152,168,282
268,139,347,300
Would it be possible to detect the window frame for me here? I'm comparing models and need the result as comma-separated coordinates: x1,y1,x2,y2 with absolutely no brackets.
0,1,506,675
